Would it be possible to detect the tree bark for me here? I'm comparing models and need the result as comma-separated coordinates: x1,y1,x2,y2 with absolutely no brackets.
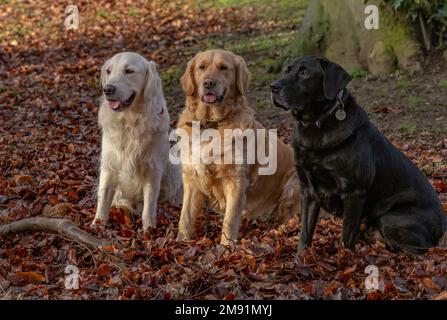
0,218,105,250
297,0,423,75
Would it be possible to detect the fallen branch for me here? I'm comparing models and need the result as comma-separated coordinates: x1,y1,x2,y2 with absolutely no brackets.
0,217,106,250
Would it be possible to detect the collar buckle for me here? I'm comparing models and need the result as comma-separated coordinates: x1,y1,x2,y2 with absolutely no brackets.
315,89,346,128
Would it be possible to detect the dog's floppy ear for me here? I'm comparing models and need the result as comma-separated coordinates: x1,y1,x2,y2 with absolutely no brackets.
144,60,166,109
180,55,197,96
320,58,352,100
234,55,251,96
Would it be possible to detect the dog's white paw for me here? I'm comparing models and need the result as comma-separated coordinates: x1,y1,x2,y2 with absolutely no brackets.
220,236,237,247
142,219,156,233
176,233,190,242
91,217,105,228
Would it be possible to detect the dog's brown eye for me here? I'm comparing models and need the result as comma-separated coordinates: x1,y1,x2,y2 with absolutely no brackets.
125,69,134,74
298,69,309,78
198,64,206,70
220,65,228,70
106,69,111,75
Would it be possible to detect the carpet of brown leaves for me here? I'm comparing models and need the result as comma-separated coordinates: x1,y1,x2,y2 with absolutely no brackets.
0,0,446,300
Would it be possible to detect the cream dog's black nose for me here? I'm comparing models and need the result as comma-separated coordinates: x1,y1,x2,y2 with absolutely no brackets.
203,78,216,90
270,81,281,93
103,84,116,96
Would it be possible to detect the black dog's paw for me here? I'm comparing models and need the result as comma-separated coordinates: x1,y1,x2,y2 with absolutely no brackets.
296,237,310,255
342,232,357,250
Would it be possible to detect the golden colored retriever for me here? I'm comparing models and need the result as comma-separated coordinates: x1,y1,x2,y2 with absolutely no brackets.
176,49,300,245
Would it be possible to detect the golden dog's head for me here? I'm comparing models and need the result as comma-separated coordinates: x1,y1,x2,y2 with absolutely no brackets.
181,50,251,106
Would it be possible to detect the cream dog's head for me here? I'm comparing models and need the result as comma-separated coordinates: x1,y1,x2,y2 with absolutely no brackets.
101,52,160,112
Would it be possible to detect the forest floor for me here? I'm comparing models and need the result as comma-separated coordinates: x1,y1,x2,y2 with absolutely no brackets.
1,0,446,300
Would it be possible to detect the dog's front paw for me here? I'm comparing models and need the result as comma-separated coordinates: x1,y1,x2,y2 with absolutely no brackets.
141,226,156,236
142,216,157,232
91,218,101,228
296,242,307,255
220,235,238,247
296,236,311,255
176,232,190,242
342,231,357,249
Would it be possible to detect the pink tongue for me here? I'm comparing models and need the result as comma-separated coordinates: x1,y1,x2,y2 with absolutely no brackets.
204,94,217,103
109,101,120,110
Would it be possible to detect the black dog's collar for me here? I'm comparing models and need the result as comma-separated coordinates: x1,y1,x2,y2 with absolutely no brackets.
314,90,346,128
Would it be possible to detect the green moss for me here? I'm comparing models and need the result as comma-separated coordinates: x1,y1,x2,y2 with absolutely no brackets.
97,9,110,18
128,6,138,17
406,94,421,107
399,121,417,133
397,79,411,89
438,79,447,88
349,69,369,79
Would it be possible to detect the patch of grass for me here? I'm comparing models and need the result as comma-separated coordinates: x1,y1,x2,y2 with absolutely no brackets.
231,32,292,55
4,23,32,38
160,66,184,94
199,31,293,57
406,94,421,108
399,121,417,133
97,9,110,18
438,79,447,88
128,6,138,17
160,65,185,109
160,66,183,83
198,0,307,23
349,69,368,79
397,79,411,89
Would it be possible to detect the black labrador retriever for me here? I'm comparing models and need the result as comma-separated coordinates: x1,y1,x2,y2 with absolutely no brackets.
271,56,447,254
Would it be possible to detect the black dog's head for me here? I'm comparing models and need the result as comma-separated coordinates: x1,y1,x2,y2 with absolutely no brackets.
271,56,352,121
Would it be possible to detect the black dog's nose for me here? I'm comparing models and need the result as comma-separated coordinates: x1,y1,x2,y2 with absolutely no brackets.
270,81,281,93
103,84,116,96
203,78,216,90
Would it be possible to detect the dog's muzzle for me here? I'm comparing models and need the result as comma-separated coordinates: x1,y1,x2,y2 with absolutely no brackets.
201,89,226,105
106,91,136,111
270,92,289,110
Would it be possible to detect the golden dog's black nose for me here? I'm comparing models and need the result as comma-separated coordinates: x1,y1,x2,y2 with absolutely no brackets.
203,78,216,90
103,84,116,96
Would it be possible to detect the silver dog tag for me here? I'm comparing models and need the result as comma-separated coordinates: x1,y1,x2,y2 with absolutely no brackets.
335,109,346,121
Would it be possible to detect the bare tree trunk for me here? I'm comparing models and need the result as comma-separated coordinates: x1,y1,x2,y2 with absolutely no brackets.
0,218,106,250
297,0,423,75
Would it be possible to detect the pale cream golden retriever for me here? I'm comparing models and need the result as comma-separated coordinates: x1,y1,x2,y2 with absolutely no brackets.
92,52,182,231
176,49,300,245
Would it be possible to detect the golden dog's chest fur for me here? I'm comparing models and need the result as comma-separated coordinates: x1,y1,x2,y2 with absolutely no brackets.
180,118,299,223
